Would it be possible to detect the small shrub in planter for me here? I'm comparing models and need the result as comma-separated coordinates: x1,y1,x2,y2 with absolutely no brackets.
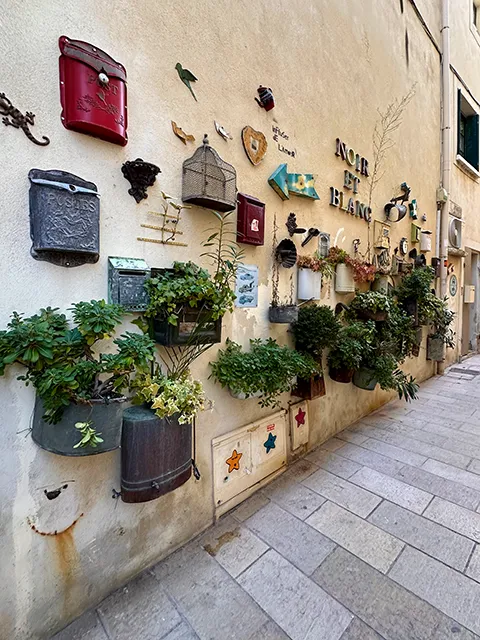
210,338,317,407
0,301,155,455
328,321,376,383
395,266,436,326
355,353,419,401
348,291,392,322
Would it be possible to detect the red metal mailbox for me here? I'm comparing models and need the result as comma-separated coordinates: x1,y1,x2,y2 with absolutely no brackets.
236,193,265,246
59,35,128,146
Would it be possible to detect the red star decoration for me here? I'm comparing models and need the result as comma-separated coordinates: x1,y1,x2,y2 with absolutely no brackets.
295,407,306,427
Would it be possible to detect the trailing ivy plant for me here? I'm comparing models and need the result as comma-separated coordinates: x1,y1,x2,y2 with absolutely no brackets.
291,304,340,360
0,301,155,427
210,338,318,408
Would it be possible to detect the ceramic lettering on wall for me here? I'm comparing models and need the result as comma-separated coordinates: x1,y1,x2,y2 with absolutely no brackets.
272,125,297,157
330,138,371,223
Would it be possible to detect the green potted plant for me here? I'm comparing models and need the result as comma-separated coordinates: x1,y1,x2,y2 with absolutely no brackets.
291,304,340,399
395,266,436,326
210,338,317,407
121,368,206,503
348,291,392,322
328,320,376,383
144,210,242,345
0,301,155,456
296,253,334,301
426,296,455,361
353,353,419,401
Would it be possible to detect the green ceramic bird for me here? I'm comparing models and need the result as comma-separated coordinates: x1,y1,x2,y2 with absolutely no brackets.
175,63,198,101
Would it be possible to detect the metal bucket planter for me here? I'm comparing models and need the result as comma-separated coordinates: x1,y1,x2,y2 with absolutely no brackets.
371,276,389,294
297,268,322,301
427,336,444,361
32,396,125,456
149,307,222,346
329,367,354,383
353,368,378,391
412,327,423,357
335,264,355,294
121,405,192,503
292,374,326,400
268,305,298,324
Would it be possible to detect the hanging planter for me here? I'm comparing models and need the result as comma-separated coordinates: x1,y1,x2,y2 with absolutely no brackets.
404,297,419,326
329,367,354,383
297,268,322,301
371,275,389,293
121,405,192,503
353,368,378,391
292,374,326,400
149,307,222,346
427,336,444,361
335,264,355,294
268,305,298,323
32,397,125,457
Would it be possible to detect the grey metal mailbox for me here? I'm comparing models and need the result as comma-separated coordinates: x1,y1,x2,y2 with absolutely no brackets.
108,257,150,312
29,168,100,267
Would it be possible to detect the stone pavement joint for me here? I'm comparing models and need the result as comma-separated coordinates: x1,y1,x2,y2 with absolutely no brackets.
53,356,480,639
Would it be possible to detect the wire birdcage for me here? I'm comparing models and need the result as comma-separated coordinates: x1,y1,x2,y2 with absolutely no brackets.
182,134,237,211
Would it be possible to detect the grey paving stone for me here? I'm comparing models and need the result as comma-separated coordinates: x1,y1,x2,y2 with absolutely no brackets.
335,429,369,445
349,467,433,514
245,502,336,575
313,547,478,640
339,618,384,640
468,458,480,475
362,428,472,469
442,437,480,462
321,438,348,452
466,546,480,583
247,620,290,639
303,468,381,517
306,448,362,479
306,501,404,573
231,491,270,522
330,442,405,477
368,501,474,571
162,623,199,640
200,515,268,578
282,458,319,482
422,459,480,492
389,546,480,636
379,421,450,447
403,410,464,430
51,611,108,640
238,549,353,640
98,572,181,640
395,465,480,511
423,497,480,542
153,543,269,639
262,474,326,520
359,438,428,467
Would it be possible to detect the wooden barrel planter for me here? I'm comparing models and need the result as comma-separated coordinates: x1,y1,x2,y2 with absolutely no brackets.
329,367,354,383
292,374,326,400
32,396,124,456
121,406,192,503
353,368,377,391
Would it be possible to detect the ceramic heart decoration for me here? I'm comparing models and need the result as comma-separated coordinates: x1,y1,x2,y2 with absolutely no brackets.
242,126,268,165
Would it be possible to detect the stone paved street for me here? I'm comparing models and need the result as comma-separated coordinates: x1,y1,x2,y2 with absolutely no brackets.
54,357,480,640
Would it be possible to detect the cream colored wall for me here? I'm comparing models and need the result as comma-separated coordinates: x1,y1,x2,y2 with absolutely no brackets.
0,1,441,637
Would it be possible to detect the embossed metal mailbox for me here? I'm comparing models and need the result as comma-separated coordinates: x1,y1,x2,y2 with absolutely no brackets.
29,169,100,267
59,36,128,146
108,257,150,311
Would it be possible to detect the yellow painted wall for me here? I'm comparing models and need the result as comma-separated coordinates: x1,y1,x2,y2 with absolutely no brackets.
0,0,443,636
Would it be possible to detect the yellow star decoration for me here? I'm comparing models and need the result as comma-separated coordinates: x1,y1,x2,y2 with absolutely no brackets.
225,449,242,473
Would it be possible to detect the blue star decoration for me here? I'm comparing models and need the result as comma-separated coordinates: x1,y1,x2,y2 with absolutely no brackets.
263,432,277,454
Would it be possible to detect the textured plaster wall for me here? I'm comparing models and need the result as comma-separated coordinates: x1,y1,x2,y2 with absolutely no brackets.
0,0,441,637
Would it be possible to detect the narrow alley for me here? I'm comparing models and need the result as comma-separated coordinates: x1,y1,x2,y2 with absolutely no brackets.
55,358,480,640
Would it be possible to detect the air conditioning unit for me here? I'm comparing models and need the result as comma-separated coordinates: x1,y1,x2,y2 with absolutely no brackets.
449,217,463,249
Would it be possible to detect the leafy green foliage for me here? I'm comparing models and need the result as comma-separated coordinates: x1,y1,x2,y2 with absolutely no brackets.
349,291,392,315
0,301,155,424
73,420,104,448
327,321,376,372
291,305,340,359
210,338,318,408
131,370,206,424
362,354,418,402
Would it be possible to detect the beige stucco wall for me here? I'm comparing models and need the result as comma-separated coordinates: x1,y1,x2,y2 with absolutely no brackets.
0,1,442,637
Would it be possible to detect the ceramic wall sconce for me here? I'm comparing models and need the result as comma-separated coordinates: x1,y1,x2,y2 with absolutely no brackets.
268,164,319,200
29,168,99,267
59,36,128,146
122,159,161,203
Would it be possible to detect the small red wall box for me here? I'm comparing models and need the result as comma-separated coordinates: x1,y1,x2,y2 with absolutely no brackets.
59,36,128,146
236,193,265,245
